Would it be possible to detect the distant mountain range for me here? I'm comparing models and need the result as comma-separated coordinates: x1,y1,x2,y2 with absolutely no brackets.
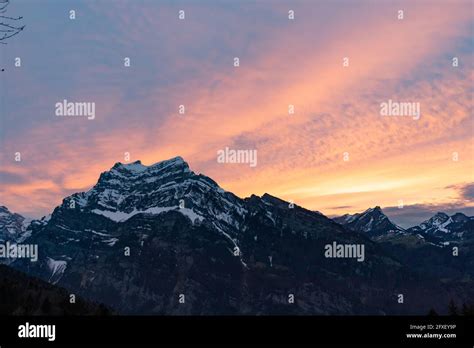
334,205,474,286
335,207,473,244
407,212,474,242
1,157,473,315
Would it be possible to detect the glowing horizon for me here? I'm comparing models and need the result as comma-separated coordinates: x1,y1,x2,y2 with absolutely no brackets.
1,0,473,228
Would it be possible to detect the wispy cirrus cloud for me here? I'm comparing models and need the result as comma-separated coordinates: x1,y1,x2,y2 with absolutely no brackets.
1,0,472,219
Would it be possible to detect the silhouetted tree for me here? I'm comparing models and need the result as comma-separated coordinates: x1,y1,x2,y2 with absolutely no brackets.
427,308,438,316
448,299,458,316
0,0,25,44
461,303,474,316
94,303,112,316
41,297,52,314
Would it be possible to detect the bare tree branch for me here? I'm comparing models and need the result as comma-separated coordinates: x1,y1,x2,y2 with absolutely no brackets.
0,15,23,20
0,0,10,13
0,0,24,44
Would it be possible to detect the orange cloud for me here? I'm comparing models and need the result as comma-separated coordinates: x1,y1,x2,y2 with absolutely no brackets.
1,1,472,218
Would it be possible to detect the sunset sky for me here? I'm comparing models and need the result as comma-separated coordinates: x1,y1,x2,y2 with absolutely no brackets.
1,0,473,227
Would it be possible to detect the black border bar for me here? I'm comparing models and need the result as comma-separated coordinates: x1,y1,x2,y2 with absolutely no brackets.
0,315,473,346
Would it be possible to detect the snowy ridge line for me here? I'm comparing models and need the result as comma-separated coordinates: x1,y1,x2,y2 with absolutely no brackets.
91,206,204,224
46,257,67,284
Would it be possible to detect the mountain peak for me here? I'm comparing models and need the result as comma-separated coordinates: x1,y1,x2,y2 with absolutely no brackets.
148,156,189,170
410,211,472,239
112,160,147,173
259,193,294,209
0,205,30,243
434,212,449,218
425,212,450,226
111,156,189,174
451,212,469,223
58,155,250,234
262,193,282,202
334,206,404,236
365,206,382,214
0,205,23,219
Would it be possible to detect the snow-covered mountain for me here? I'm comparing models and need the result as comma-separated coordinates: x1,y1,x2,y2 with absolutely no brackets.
0,205,31,243
334,207,473,245
8,157,474,314
334,207,474,285
407,212,474,242
334,206,405,237
63,156,247,252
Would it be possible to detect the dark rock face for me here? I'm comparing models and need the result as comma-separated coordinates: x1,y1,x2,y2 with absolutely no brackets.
335,207,474,295
8,158,474,315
